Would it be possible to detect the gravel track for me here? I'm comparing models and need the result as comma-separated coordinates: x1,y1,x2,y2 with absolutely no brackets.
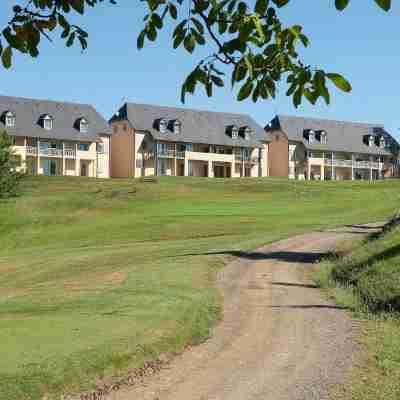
105,226,377,400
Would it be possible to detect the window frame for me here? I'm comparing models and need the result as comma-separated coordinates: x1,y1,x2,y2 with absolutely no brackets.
5,111,16,128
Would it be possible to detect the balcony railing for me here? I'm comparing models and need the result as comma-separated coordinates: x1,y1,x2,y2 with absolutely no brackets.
157,149,176,158
39,148,63,157
26,146,37,155
324,159,381,169
64,149,76,158
234,154,259,163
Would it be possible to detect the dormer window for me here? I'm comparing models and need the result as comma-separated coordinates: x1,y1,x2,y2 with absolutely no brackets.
172,119,181,134
240,126,251,140
79,118,89,134
158,118,167,134
308,130,315,143
379,136,386,149
227,125,239,139
5,111,15,128
318,130,327,144
369,135,374,147
41,115,53,130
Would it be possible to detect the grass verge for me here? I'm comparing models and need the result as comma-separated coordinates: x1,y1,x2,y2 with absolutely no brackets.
313,226,400,400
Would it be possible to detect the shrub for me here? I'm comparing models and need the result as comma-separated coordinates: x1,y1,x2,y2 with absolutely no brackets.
0,131,21,198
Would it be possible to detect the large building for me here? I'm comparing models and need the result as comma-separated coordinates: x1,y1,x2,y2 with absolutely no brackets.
0,95,111,178
109,103,268,178
266,115,399,180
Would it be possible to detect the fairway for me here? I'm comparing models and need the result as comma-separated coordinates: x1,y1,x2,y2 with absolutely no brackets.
1,176,399,400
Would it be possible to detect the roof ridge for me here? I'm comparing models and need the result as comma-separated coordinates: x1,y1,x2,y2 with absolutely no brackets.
277,114,384,127
0,94,92,108
125,102,254,119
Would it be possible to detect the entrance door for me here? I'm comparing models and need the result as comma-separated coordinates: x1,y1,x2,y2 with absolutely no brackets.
226,166,231,178
50,160,57,176
80,162,87,177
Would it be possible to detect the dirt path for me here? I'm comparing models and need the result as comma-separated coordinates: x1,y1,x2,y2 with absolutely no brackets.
106,226,378,400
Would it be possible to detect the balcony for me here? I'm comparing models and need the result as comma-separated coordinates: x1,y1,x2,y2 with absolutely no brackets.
324,159,381,169
157,149,176,158
64,149,76,159
234,154,259,163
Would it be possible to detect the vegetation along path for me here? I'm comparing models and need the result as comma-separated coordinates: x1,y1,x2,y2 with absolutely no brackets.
109,226,378,400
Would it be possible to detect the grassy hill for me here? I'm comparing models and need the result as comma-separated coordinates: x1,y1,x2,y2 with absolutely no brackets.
314,225,400,400
1,176,400,400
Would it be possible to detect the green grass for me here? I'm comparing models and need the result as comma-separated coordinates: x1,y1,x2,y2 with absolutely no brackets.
313,226,400,399
1,176,400,400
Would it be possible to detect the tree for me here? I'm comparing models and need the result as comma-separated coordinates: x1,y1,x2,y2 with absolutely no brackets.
0,0,391,107
0,131,20,198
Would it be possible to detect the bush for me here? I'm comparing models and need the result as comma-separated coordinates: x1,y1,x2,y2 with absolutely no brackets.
0,131,21,198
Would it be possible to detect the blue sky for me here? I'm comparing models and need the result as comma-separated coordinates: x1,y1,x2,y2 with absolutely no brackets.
0,1,399,139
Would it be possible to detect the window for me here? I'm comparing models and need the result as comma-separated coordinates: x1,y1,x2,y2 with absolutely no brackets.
232,126,239,139
96,143,104,153
78,143,90,151
308,130,315,143
159,119,167,133
43,115,53,130
380,137,386,149
173,120,181,134
368,136,374,147
320,131,327,144
80,118,89,133
5,111,15,128
244,127,251,140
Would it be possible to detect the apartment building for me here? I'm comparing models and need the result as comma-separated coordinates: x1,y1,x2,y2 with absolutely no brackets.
109,103,268,178
1,95,111,178
266,115,399,180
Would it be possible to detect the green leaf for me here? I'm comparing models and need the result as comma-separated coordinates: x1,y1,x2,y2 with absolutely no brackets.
169,3,178,19
375,0,391,11
70,0,85,15
184,34,195,53
272,0,290,7
237,80,253,101
1,46,12,69
255,0,269,15
326,73,352,92
137,31,145,49
335,0,350,10
211,75,224,87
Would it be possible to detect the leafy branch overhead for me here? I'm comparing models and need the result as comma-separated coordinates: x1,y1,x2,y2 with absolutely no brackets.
1,0,392,107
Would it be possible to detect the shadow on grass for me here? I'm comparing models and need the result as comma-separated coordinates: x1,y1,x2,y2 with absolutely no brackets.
177,250,328,264
268,304,349,310
270,282,318,289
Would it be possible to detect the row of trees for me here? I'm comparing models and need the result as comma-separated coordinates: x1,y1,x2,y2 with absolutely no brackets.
0,131,20,198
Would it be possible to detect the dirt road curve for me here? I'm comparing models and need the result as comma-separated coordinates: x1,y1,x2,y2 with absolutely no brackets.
108,226,378,400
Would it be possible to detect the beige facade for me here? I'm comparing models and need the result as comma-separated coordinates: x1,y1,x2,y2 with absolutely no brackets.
12,135,110,178
110,122,267,179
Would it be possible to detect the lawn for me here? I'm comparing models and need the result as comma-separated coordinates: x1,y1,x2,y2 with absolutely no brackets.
1,176,400,400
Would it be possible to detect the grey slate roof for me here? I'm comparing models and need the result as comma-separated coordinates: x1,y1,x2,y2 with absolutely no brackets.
110,103,266,148
267,115,397,156
0,95,111,141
